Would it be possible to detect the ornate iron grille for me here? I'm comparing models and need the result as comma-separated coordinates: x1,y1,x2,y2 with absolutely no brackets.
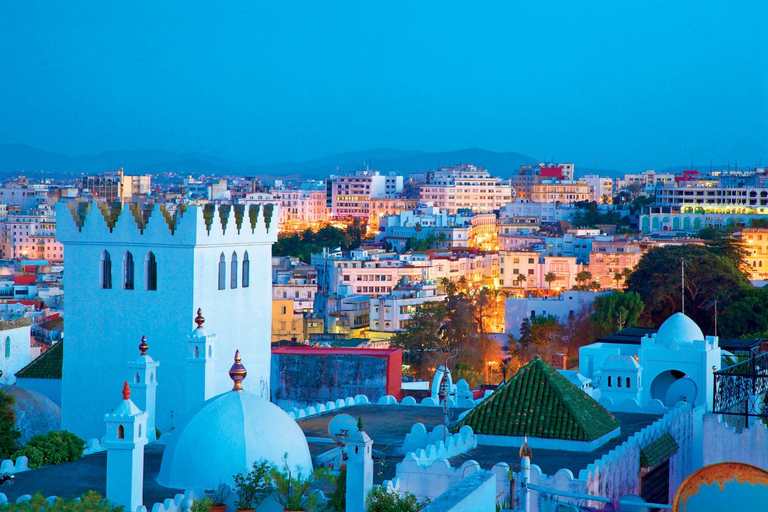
713,352,768,419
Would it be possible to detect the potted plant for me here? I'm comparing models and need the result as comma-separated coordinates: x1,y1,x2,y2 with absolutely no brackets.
233,459,274,512
208,482,231,512
271,453,331,512
191,497,213,512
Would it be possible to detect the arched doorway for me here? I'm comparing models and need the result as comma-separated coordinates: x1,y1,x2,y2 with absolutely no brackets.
651,370,698,407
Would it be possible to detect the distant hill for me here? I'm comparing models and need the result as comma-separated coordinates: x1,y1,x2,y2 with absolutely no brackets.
0,143,629,180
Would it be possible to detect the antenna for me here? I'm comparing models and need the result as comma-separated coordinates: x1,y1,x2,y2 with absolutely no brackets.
681,258,687,314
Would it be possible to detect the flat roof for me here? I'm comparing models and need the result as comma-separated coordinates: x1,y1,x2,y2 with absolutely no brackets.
273,347,401,356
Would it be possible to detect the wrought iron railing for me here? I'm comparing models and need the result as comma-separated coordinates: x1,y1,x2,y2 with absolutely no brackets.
713,351,768,419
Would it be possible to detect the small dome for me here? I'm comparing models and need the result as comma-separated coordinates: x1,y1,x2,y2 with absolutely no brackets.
157,390,312,489
656,313,704,347
1,385,61,444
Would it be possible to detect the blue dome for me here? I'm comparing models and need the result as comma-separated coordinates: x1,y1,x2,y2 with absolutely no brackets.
656,313,704,347
157,390,312,489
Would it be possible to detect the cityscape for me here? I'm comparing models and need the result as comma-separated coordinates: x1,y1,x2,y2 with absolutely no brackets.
1,2,766,512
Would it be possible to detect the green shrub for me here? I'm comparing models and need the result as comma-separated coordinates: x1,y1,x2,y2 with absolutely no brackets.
0,491,122,512
12,430,85,468
366,487,428,512
0,390,20,459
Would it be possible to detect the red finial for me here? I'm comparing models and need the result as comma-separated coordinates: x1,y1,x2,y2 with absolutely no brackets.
229,350,247,391
195,308,205,329
122,381,131,401
139,335,148,356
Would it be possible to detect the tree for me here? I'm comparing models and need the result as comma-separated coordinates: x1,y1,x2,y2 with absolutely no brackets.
544,272,556,291
576,271,592,287
590,291,645,338
613,272,623,289
458,276,468,291
508,314,569,372
514,273,527,289
390,302,447,378
0,390,20,459
625,244,749,334
436,232,448,248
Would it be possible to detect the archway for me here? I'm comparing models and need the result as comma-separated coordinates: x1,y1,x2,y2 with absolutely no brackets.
641,217,650,233
683,217,690,231
651,370,698,407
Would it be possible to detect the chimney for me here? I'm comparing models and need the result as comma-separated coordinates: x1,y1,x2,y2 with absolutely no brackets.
552,353,567,370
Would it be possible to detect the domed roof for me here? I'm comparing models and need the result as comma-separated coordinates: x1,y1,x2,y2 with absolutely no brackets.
157,352,312,490
1,385,61,444
656,313,704,347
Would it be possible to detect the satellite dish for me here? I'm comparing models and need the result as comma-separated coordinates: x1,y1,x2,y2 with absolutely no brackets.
328,413,358,445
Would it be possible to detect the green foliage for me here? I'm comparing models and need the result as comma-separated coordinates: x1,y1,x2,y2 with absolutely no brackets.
366,487,427,512
590,291,645,337
270,453,332,512
0,491,122,512
717,287,768,338
321,468,346,512
191,497,213,512
625,244,750,335
12,430,84,468
571,201,627,228
403,233,438,252
0,390,20,459
272,219,368,262
232,459,274,510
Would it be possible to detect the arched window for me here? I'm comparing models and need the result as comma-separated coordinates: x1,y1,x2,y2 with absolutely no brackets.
242,251,250,288
117,425,124,440
4,337,9,358
626,377,631,388
145,252,157,291
123,252,134,290
218,253,226,290
618,377,622,387
607,376,612,387
231,252,238,289
100,251,112,289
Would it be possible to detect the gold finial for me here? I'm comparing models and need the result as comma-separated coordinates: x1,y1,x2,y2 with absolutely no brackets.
229,350,247,392
139,335,148,356
195,308,205,329
122,381,131,401
519,435,532,459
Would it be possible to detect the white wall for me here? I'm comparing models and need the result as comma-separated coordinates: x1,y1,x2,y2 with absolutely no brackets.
0,324,31,385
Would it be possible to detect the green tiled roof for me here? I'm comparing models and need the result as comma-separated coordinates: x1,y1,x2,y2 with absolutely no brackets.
454,356,621,441
15,341,63,379
640,433,679,468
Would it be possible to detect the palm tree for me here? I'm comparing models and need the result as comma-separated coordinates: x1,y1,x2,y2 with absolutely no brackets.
621,267,633,283
575,270,592,287
458,276,468,291
589,280,601,291
436,232,447,248
514,273,527,288
414,222,423,234
544,272,556,292
613,272,623,288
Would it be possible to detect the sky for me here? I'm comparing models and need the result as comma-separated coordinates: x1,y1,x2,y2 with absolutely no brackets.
1,1,766,172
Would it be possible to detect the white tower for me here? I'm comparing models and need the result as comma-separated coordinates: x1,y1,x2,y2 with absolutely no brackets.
104,381,148,512
58,202,278,439
520,437,532,512
345,429,373,512
186,309,218,414
127,335,159,441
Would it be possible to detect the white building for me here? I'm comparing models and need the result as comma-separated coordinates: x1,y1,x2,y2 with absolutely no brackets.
419,164,513,213
0,318,31,385
369,281,446,333
326,170,403,218
56,201,278,439
505,290,605,337
1,208,63,262
579,313,721,411
581,175,614,203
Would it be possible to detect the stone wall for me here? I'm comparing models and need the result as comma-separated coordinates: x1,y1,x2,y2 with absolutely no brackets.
701,414,768,470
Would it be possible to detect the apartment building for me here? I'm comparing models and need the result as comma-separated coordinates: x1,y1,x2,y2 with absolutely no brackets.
81,169,151,203
656,185,768,207
581,175,614,203
499,250,542,290
1,210,62,261
419,164,513,213
510,163,575,199
530,181,591,204
369,281,446,333
742,228,768,280
587,239,644,288
272,256,318,312
326,170,403,218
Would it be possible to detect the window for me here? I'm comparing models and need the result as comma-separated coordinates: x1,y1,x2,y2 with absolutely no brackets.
231,252,238,289
145,252,157,291
100,251,112,289
607,376,612,387
218,253,226,290
4,337,9,358
123,252,134,290
618,377,622,387
242,251,250,287
626,377,631,388
117,425,124,440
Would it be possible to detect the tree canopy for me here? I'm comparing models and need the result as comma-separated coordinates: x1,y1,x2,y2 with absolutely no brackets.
272,219,368,262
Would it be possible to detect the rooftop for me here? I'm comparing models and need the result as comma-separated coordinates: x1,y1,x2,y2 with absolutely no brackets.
16,341,63,379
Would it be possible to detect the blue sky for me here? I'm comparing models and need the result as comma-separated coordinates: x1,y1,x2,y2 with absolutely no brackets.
1,1,766,171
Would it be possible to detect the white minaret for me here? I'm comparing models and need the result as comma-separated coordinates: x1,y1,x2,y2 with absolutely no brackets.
104,381,148,512
186,308,218,416
127,336,159,440
520,436,532,512
346,429,373,512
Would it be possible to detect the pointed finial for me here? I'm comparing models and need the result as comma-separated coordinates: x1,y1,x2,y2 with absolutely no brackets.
195,308,205,329
519,434,532,459
229,350,247,391
139,335,148,356
122,381,131,401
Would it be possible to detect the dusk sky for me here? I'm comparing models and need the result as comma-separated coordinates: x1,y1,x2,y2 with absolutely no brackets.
1,1,766,171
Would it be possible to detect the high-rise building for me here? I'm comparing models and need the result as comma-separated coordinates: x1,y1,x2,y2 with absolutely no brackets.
419,164,513,213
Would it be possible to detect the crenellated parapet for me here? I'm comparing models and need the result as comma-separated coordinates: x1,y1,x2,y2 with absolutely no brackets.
56,202,279,246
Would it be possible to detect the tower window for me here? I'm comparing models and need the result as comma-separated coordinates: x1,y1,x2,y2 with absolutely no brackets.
242,251,250,288
145,252,157,291
117,425,124,440
4,337,9,358
218,253,226,290
231,252,238,289
607,376,612,387
123,252,134,290
626,377,631,388
100,251,112,289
